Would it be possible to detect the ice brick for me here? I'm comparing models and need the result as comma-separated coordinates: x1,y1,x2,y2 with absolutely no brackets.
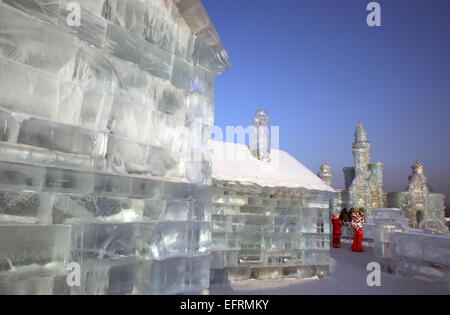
0,224,71,271
3,0,60,25
108,98,152,143
186,93,214,126
148,257,187,294
0,57,59,120
0,161,45,191
171,56,193,91
143,8,177,54
139,39,173,80
94,173,131,197
44,168,94,194
191,65,215,99
130,177,163,199
0,5,77,78
0,110,20,142
58,0,107,48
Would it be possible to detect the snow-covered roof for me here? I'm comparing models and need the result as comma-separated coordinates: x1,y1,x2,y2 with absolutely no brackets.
212,141,335,192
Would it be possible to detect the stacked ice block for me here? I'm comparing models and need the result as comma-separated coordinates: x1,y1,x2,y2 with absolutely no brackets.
0,0,230,294
371,209,450,284
210,181,333,283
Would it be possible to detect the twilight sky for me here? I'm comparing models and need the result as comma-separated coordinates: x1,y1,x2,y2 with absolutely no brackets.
202,0,450,203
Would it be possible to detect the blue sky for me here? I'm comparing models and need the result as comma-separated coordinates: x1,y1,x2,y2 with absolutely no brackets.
203,0,450,203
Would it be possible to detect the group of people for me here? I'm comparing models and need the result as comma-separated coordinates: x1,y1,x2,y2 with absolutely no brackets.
331,208,365,252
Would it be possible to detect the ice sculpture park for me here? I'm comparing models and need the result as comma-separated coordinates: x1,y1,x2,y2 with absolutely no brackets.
0,0,448,295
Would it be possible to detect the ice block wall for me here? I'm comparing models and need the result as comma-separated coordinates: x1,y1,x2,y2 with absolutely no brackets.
372,209,450,285
210,181,334,283
0,0,230,294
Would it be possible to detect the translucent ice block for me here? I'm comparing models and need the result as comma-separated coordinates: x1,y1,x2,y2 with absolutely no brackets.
186,93,214,126
0,161,45,191
107,135,150,174
108,98,152,144
0,57,59,120
102,0,146,37
191,65,215,99
3,0,60,25
0,109,20,143
44,167,94,194
105,22,173,81
53,194,145,224
58,0,107,48
148,257,187,295
17,118,108,157
0,224,71,271
0,5,77,78
171,56,193,91
143,8,177,54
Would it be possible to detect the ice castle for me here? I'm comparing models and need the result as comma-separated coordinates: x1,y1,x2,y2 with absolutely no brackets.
0,0,230,294
321,122,446,227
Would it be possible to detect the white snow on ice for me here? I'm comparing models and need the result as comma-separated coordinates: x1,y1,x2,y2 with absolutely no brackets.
212,141,335,192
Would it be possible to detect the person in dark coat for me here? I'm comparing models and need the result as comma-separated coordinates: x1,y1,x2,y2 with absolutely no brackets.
332,213,344,248
339,208,349,222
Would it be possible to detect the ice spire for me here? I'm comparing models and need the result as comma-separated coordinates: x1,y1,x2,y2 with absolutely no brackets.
318,162,333,186
355,121,368,142
412,161,424,175
250,110,271,162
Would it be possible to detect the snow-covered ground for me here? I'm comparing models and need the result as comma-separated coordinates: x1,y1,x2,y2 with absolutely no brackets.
210,243,450,295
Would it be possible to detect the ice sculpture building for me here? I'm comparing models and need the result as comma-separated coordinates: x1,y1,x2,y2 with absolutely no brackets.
210,111,336,283
322,123,446,227
0,0,230,294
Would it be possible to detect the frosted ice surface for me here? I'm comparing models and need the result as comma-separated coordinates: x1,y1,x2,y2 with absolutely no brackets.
0,58,59,120
171,56,193,91
3,0,60,25
79,89,114,131
94,173,131,197
58,0,107,48
143,8,177,53
52,194,145,224
0,0,226,295
0,110,20,143
0,224,71,271
109,98,153,143
104,22,142,67
139,39,173,81
0,161,45,191
0,6,77,78
107,135,150,174
187,93,214,126
45,168,94,194
17,118,108,157
191,65,215,99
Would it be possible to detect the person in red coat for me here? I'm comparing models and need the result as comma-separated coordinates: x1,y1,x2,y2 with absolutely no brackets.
351,209,365,252
331,213,344,248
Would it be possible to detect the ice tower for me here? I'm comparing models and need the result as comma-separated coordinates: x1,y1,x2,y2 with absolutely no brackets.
0,0,230,294
329,123,445,227
318,162,333,187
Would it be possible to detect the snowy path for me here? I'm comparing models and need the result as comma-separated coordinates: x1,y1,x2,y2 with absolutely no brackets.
210,243,450,295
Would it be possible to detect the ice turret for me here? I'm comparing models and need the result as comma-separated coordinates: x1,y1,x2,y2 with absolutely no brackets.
318,162,333,186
